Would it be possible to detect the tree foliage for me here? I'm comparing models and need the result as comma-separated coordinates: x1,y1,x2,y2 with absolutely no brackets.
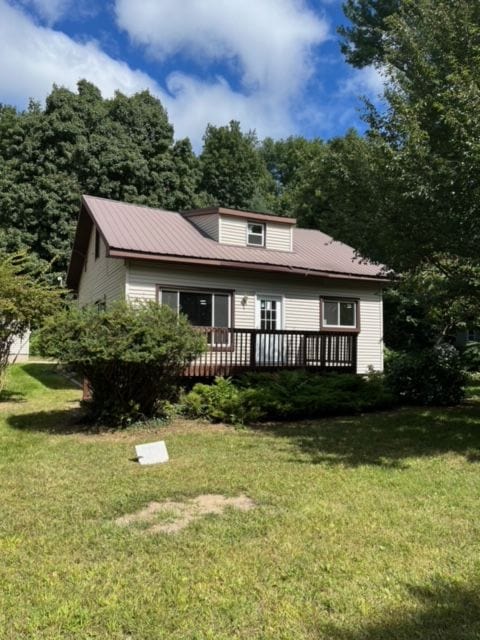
385,344,467,406
199,120,272,210
384,258,480,350
339,0,400,67
364,0,480,270
0,81,201,275
259,136,326,216
39,301,205,426
0,253,62,390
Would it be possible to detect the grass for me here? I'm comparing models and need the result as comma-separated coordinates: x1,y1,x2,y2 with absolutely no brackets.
1,363,480,639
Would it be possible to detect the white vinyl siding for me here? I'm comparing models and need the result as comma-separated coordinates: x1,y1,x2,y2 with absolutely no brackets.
188,214,219,240
219,216,247,246
219,215,293,251
126,261,384,373
265,222,292,252
77,226,127,306
8,331,30,363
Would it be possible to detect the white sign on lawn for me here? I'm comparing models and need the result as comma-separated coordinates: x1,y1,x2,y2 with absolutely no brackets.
135,441,169,465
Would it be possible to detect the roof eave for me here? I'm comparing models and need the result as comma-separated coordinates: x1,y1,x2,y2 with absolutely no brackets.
66,196,112,292
108,248,389,284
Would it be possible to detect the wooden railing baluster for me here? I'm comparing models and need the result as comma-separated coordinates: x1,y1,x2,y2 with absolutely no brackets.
180,328,357,377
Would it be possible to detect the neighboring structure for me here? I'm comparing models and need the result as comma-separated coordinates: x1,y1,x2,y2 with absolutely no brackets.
67,195,388,377
456,328,480,348
8,331,30,363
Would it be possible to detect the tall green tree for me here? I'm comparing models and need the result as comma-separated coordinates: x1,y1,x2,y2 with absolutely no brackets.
199,120,272,210
259,136,325,216
358,0,480,270
339,0,400,67
338,0,480,343
0,81,201,274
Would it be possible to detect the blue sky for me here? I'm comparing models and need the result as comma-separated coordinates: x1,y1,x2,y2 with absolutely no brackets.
0,0,383,150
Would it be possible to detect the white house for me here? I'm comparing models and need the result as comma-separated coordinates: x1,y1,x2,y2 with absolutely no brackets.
8,331,30,363
66,195,388,377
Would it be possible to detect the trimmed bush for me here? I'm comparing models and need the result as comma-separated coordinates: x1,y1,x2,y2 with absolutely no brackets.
39,301,205,426
181,370,394,424
385,344,467,406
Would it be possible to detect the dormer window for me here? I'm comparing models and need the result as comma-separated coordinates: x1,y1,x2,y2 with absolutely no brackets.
247,222,265,247
182,206,295,251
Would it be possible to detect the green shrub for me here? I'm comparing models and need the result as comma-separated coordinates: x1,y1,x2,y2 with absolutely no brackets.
181,370,394,424
462,341,480,372
385,344,467,406
39,301,205,426
180,377,263,424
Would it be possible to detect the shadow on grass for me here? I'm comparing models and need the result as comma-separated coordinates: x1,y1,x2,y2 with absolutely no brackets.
323,578,480,640
21,363,79,391
6,407,98,435
0,388,26,403
251,401,480,467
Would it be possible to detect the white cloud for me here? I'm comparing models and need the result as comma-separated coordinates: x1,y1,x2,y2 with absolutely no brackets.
0,0,331,150
14,0,71,24
0,0,161,106
339,65,386,100
115,0,329,99
3,0,376,151
161,73,293,145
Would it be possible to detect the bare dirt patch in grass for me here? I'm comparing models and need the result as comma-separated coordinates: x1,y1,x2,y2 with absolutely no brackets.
116,494,256,534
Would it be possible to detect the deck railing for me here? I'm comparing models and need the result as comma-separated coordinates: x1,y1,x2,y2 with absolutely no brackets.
182,328,357,378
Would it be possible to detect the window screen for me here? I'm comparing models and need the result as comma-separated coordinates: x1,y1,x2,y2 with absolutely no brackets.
162,290,178,312
214,294,229,327
323,301,338,326
247,223,265,246
159,288,231,343
179,292,212,326
323,299,357,328
340,302,355,326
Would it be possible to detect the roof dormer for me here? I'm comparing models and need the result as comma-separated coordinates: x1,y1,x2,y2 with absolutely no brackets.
183,207,295,252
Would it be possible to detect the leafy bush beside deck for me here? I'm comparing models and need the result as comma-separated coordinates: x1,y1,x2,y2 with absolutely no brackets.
39,301,205,426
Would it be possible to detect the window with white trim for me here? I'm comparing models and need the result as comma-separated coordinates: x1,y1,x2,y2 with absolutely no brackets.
322,299,358,329
160,289,231,346
247,222,265,246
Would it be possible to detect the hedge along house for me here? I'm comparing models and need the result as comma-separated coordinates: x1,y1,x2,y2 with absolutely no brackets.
66,195,388,377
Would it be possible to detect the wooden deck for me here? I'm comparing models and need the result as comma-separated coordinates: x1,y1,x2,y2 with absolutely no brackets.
182,328,357,378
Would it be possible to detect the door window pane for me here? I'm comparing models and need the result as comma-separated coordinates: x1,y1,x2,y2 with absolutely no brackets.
260,299,278,330
323,301,338,326
180,292,212,326
340,302,355,326
213,294,229,327
162,290,178,312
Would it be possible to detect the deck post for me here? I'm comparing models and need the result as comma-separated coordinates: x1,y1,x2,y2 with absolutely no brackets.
249,331,257,369
351,334,358,373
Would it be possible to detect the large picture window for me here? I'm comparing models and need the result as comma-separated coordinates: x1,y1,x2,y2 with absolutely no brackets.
321,298,358,330
159,288,232,346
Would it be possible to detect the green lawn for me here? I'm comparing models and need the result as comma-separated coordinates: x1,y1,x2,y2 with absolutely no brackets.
1,363,480,639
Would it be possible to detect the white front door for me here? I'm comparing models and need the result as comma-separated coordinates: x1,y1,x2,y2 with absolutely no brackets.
256,295,283,365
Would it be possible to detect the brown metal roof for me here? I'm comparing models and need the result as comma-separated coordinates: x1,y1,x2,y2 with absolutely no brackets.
66,195,387,290
183,206,296,225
